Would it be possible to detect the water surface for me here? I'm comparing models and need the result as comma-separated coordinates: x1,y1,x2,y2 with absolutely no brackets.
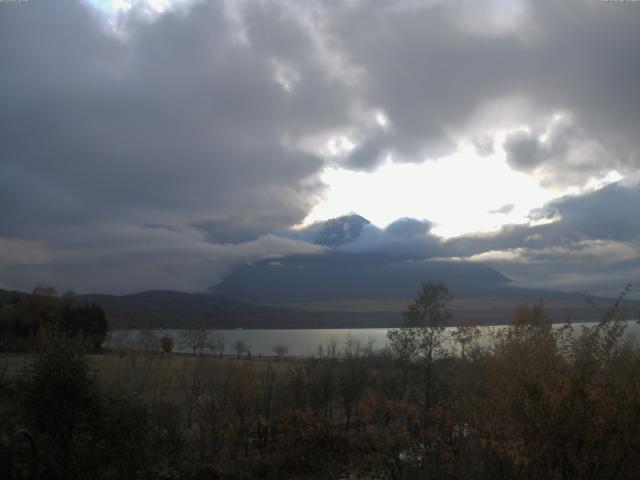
110,321,640,357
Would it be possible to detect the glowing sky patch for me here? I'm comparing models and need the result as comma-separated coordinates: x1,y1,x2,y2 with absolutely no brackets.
84,0,184,19
304,140,571,238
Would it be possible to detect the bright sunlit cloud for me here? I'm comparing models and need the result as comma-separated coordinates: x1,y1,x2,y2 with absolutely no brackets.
303,140,581,238
84,0,189,21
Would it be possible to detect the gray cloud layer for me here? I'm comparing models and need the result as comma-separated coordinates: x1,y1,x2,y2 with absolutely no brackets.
1,0,639,293
1,0,334,292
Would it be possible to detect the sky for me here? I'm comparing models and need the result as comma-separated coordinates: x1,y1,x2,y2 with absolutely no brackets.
1,0,639,297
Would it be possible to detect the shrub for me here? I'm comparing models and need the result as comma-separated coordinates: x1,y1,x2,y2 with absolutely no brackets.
160,335,175,354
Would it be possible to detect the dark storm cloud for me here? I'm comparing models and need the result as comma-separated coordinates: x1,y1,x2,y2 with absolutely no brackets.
341,133,390,171
503,116,613,188
0,0,341,292
503,132,546,172
2,0,640,293
0,0,336,236
324,0,640,178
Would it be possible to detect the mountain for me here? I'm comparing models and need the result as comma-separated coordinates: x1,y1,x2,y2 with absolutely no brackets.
211,252,511,304
76,290,303,329
313,214,370,246
209,252,637,324
209,213,640,323
290,214,370,247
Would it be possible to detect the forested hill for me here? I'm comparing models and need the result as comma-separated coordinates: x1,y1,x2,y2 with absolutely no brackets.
75,290,401,329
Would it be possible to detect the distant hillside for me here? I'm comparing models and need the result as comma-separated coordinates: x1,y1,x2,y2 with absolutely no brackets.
77,290,301,329
208,246,640,324
0,289,21,303
2,285,636,330
75,290,402,329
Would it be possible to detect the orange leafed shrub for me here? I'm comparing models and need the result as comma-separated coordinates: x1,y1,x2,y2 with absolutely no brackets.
160,335,174,353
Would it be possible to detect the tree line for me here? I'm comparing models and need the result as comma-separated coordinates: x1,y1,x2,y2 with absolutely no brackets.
0,286,108,352
1,282,639,479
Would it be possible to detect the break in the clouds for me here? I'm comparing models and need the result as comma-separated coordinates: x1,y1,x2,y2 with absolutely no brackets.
296,179,640,297
1,0,639,293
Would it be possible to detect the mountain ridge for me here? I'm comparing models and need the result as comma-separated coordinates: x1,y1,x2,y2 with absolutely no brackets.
211,252,512,303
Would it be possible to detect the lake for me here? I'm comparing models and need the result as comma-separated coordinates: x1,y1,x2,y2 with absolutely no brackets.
110,320,640,357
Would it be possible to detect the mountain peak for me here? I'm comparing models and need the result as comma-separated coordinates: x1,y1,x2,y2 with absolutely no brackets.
313,214,371,247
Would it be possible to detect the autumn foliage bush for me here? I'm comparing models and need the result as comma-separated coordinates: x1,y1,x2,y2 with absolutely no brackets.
160,335,175,353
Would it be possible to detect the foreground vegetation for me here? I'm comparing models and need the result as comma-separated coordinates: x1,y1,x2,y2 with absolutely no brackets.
1,283,639,479
0,286,108,353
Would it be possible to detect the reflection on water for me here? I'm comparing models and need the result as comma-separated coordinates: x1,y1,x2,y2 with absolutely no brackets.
110,321,640,357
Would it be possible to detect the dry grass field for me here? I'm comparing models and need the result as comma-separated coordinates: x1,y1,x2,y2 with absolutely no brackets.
1,350,295,404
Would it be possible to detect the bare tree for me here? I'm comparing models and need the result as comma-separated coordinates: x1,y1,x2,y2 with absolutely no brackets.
207,332,226,357
178,356,206,429
180,328,209,356
451,321,483,360
108,330,130,356
339,337,368,431
315,336,339,359
201,361,230,456
136,326,159,354
272,344,288,360
233,339,248,358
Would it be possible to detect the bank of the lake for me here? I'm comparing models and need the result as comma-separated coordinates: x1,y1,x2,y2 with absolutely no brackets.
110,321,640,357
